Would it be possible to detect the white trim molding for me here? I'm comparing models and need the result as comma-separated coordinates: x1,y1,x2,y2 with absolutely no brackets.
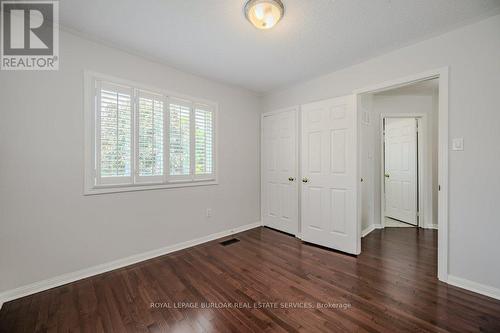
423,224,439,230
448,275,500,301
0,221,262,309
361,224,383,237
354,67,449,283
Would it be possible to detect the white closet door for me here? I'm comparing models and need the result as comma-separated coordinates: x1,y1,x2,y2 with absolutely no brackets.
384,118,418,225
261,108,299,235
301,95,360,254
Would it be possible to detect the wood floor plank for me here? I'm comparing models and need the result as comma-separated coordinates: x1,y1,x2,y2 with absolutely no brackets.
1,227,499,332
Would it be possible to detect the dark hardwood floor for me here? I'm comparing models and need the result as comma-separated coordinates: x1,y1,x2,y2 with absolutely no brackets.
1,227,500,332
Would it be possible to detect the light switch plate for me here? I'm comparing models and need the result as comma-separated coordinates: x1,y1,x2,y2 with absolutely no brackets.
452,138,464,151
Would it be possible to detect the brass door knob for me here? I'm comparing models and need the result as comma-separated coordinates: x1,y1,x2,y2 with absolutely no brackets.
288,177,295,182
302,177,309,183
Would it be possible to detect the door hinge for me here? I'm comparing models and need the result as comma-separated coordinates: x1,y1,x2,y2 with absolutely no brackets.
438,185,441,191
416,211,420,217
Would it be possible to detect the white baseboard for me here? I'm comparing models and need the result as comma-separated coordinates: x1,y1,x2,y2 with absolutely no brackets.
361,224,383,237
423,224,438,229
0,221,262,309
447,275,500,301
362,225,376,237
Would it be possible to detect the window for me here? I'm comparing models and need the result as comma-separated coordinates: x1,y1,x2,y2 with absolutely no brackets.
97,82,133,184
85,73,216,194
136,90,164,182
195,104,214,177
168,99,191,178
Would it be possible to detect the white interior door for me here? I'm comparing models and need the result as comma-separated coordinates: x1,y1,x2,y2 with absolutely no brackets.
261,108,299,235
384,118,418,225
301,95,360,254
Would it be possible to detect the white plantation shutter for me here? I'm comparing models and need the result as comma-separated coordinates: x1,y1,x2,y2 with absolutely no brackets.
168,98,192,178
194,104,214,178
136,90,165,182
96,81,133,185
87,74,217,193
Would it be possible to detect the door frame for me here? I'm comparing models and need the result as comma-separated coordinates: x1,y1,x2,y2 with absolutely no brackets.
353,67,449,282
261,106,300,236
380,114,427,229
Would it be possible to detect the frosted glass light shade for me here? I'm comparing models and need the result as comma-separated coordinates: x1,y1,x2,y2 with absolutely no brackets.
245,0,284,30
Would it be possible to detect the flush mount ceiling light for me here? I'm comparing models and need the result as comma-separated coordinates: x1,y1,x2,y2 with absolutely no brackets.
244,0,285,30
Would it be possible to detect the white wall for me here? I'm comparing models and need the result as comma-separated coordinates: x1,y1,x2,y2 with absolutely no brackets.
0,31,262,294
264,15,500,291
360,95,375,231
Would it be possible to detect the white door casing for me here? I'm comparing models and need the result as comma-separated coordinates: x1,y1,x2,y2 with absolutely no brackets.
261,108,299,235
384,118,418,225
301,95,360,254
353,67,449,282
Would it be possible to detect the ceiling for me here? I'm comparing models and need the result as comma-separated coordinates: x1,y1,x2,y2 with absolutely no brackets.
59,0,500,93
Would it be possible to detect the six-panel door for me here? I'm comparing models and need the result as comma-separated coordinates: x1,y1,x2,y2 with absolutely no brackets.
261,108,299,235
300,95,359,254
384,118,418,225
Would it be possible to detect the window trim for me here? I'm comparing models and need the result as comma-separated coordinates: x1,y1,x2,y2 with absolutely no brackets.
84,71,218,195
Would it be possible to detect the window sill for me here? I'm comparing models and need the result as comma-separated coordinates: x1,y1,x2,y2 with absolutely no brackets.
84,179,218,195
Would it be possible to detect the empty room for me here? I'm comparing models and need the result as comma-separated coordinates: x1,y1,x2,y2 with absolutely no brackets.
1,0,500,332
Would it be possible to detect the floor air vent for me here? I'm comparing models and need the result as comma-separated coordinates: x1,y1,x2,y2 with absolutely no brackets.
220,238,240,246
